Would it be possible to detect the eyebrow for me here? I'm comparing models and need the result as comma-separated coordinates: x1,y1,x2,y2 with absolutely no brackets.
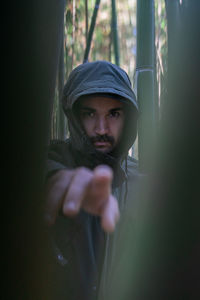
80,106,96,112
109,107,123,112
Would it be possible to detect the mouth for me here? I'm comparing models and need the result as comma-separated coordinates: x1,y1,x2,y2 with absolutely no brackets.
90,135,115,152
94,141,111,147
93,141,112,152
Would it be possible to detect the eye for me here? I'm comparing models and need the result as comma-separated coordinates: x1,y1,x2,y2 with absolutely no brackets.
81,111,95,118
109,111,121,118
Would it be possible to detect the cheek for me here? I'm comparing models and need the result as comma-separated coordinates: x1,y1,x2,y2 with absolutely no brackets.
81,119,94,136
110,119,124,140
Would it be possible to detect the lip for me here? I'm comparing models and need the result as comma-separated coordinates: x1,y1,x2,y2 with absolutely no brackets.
94,142,110,147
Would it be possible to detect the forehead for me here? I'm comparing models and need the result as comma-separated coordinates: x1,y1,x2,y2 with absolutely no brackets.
79,96,124,111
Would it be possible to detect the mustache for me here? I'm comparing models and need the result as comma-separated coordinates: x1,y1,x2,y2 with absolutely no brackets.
90,135,114,144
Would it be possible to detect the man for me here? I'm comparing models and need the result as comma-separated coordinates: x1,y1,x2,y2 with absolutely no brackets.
45,60,138,300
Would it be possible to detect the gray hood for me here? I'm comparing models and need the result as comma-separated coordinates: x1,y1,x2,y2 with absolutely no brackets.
62,60,138,171
63,60,138,110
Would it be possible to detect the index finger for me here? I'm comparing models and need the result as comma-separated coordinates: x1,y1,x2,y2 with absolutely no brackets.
93,165,113,179
93,165,113,194
86,165,113,213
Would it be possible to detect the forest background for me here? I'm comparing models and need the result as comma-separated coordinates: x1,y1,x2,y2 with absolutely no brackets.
51,0,167,159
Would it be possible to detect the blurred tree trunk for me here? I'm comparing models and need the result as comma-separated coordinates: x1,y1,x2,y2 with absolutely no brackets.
3,0,65,299
103,1,200,299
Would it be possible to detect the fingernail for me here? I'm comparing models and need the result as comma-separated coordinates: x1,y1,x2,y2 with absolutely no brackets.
67,201,76,209
64,202,77,214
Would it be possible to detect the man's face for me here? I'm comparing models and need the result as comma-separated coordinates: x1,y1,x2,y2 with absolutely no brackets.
79,96,124,153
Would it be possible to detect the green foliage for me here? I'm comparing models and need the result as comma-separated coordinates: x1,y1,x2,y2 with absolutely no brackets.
64,0,168,93
64,0,138,81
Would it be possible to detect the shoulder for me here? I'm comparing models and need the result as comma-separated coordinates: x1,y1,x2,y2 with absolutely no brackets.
126,156,139,178
127,155,138,170
48,139,70,158
48,138,75,168
127,155,138,166
49,139,69,151
46,139,80,178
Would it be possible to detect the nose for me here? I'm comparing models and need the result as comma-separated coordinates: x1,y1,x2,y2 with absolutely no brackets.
95,117,108,135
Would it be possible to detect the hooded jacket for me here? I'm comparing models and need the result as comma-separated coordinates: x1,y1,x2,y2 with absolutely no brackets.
46,61,139,300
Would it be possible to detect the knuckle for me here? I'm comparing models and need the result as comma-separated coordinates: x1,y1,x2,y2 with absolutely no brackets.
76,167,93,179
77,167,91,174
53,179,68,191
53,169,69,179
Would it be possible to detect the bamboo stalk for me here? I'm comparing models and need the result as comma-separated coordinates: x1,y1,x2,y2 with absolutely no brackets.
136,0,156,172
85,0,88,42
111,0,120,66
58,33,66,140
83,0,101,63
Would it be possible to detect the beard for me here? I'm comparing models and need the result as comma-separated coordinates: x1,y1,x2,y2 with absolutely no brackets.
89,134,115,153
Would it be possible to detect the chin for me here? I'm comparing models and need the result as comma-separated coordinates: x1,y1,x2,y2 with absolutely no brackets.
95,147,113,154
